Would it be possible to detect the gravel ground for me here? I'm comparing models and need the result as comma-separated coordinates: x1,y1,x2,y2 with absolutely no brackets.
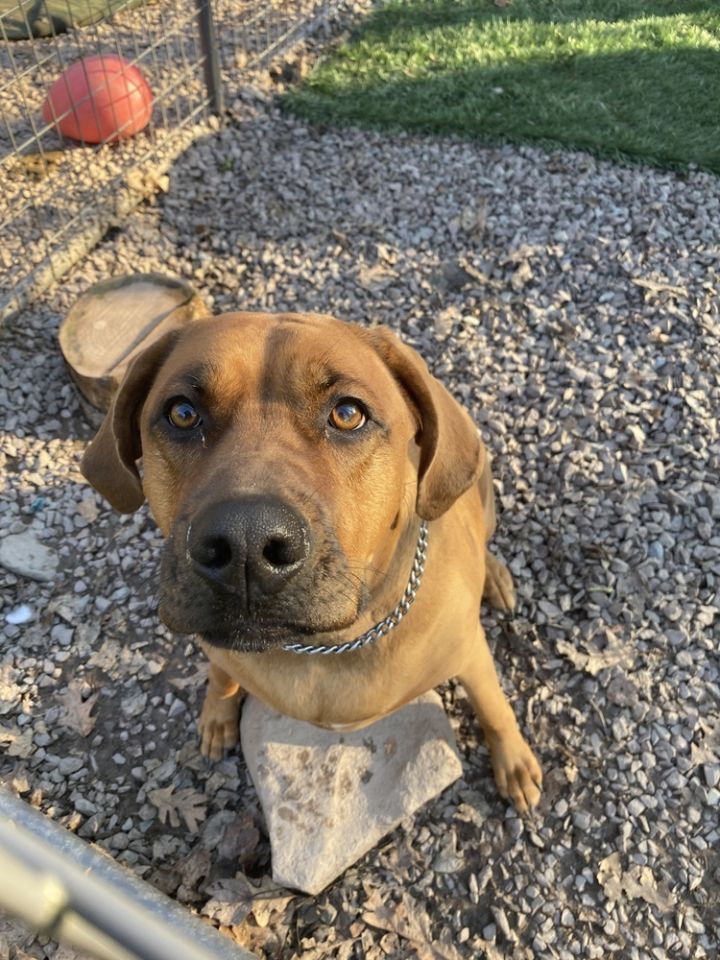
2,34,720,960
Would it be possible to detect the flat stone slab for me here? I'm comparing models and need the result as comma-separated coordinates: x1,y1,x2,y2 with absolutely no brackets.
59,273,208,412
0,532,58,582
241,692,462,895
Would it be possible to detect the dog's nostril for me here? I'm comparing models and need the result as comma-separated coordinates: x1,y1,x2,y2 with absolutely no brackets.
198,537,233,570
263,536,299,568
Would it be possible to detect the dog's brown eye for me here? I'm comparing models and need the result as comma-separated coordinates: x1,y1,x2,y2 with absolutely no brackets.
167,398,201,430
329,399,366,431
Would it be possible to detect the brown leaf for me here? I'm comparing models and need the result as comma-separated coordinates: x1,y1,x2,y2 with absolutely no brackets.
228,920,286,955
203,878,254,926
556,631,632,677
363,890,462,960
148,785,207,833
1,765,30,795
170,663,209,690
690,718,720,766
203,874,294,930
597,853,674,913
0,725,34,758
218,814,260,866
87,637,121,672
56,680,98,736
246,874,295,928
0,664,22,715
177,845,212,902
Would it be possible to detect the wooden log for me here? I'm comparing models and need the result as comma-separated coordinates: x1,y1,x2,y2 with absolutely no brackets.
59,273,209,413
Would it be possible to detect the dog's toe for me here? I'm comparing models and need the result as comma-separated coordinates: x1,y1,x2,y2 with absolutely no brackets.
198,696,240,761
489,732,542,814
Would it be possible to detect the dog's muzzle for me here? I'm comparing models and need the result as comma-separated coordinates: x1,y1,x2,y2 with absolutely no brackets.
186,495,311,597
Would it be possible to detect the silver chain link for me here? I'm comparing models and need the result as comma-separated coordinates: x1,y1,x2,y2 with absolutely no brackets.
282,521,429,656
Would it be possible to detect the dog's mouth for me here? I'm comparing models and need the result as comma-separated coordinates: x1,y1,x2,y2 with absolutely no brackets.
157,597,362,652
200,614,361,653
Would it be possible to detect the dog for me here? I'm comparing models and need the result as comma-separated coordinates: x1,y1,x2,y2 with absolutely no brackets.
81,312,542,811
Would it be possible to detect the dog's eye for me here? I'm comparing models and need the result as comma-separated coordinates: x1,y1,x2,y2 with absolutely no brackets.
329,399,367,431
166,398,201,430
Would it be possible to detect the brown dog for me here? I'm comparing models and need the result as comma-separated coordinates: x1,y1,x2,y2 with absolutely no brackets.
81,312,542,811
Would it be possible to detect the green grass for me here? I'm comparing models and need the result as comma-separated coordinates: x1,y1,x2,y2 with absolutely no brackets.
286,0,720,172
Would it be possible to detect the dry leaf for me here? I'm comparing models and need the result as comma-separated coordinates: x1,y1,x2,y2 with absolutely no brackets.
363,890,462,960
0,665,22,715
246,875,295,928
227,920,286,956
358,262,396,291
556,632,632,676
690,718,720,767
0,726,34,758
203,878,254,926
597,853,673,913
170,663,209,690
54,947,88,960
457,200,487,237
148,784,207,833
87,638,120,672
176,845,212,902
56,680,99,736
1,766,30,795
76,495,99,523
298,944,353,960
690,740,719,766
218,813,260,865
203,874,294,929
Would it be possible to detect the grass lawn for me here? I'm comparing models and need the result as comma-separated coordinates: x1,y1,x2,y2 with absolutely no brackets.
287,0,720,172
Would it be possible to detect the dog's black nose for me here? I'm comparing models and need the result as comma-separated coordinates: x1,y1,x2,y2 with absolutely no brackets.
187,496,310,595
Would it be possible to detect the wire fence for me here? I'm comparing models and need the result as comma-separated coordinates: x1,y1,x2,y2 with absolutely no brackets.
0,0,330,324
217,0,327,73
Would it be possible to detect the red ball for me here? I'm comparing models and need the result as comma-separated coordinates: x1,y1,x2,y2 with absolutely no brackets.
42,54,153,144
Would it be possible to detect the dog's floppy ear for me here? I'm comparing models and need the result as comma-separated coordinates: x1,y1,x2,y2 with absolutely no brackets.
81,331,179,513
369,326,484,520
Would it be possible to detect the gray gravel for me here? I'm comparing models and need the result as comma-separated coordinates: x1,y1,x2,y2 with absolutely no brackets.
2,39,720,960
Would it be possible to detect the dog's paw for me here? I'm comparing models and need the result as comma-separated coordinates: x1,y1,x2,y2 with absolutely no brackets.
198,693,241,761
488,731,542,814
483,553,516,611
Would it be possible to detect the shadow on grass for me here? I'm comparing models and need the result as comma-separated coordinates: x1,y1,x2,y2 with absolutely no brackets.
289,44,720,174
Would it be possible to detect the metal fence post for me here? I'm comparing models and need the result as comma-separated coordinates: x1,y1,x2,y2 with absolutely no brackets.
196,0,224,115
0,790,256,960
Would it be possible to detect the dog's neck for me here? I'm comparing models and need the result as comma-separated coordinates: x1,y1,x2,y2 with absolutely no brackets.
282,518,428,656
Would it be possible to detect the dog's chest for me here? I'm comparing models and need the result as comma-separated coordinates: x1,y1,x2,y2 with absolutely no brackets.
204,623,458,730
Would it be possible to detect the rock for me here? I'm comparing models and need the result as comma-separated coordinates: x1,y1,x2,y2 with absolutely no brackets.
121,690,148,719
703,764,720,790
4,604,34,625
58,756,84,775
241,692,463,895
0,532,58,581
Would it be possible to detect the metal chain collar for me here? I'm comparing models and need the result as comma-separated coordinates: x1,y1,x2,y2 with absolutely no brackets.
282,520,429,656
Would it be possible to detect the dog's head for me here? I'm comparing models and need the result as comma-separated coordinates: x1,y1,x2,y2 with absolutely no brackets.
82,312,483,651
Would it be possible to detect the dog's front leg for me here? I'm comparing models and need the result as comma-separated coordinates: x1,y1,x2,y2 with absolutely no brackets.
457,625,542,813
198,661,243,760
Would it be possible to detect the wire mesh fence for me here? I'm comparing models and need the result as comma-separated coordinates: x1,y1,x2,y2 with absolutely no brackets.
0,0,330,324
216,0,328,73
